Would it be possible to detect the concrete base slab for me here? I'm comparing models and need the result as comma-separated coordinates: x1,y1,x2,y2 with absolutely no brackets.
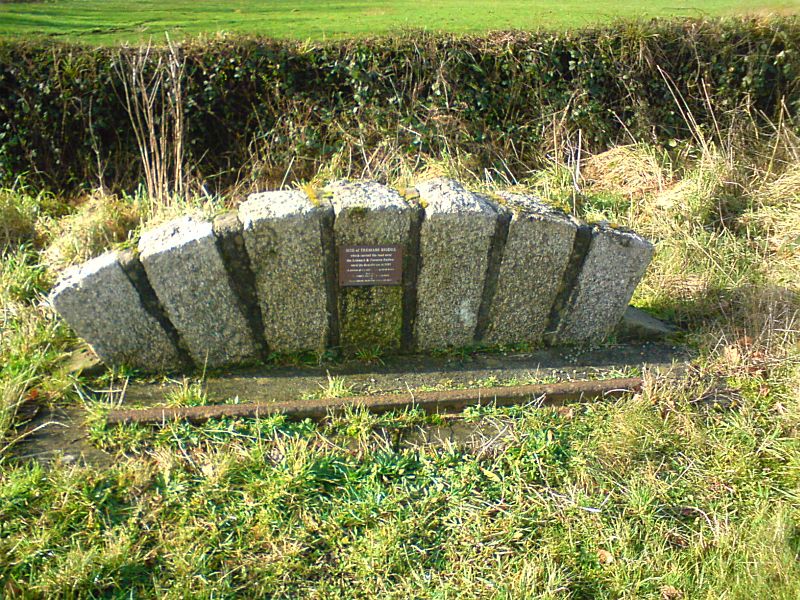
12,342,690,467
617,306,678,341
122,341,689,407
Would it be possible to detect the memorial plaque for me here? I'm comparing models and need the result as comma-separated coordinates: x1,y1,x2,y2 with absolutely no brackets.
339,245,403,286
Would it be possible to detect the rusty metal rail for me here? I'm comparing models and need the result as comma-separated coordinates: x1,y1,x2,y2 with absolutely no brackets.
106,376,643,426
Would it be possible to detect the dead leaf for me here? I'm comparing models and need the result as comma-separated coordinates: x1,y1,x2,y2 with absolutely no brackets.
661,585,683,600
665,531,689,548
597,549,615,565
721,344,741,366
773,402,788,415
554,406,575,419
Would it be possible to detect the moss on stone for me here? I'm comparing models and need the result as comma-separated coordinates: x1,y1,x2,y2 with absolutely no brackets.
339,285,403,354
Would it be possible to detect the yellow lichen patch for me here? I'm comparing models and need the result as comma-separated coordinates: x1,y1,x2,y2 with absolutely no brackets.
302,183,321,207
397,186,420,203
487,192,507,207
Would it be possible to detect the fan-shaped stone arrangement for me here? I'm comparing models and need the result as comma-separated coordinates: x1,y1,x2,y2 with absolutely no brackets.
49,179,654,372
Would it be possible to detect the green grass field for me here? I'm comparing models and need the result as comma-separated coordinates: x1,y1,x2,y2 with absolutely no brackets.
0,0,798,44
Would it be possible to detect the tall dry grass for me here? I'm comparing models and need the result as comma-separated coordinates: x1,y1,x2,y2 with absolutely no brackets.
115,39,187,214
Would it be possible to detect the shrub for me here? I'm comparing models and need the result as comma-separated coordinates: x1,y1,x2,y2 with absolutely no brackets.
0,18,798,195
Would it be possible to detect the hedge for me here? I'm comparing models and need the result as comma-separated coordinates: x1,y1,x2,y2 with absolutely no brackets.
1,18,799,195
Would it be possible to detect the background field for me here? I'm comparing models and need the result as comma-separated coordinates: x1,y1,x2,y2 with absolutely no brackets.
0,0,799,43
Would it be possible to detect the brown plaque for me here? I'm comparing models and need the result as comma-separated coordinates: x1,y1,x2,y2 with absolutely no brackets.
339,245,403,286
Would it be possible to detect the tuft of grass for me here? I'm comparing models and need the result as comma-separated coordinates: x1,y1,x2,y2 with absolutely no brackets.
164,379,209,407
353,346,385,365
0,184,64,252
0,246,75,452
583,144,674,200
0,245,49,306
0,370,35,457
40,192,141,273
302,373,356,401
0,189,36,251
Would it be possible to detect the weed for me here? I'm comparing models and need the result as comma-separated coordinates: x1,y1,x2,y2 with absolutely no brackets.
115,39,187,214
164,379,209,407
302,373,356,401
354,346,385,365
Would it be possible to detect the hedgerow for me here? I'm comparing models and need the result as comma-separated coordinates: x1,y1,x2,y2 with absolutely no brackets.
0,18,798,194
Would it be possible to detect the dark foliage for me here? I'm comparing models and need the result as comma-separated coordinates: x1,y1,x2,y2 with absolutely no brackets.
1,18,798,194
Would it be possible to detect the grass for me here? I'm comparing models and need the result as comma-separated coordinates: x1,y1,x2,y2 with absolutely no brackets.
5,372,800,597
0,0,797,44
1,87,800,595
